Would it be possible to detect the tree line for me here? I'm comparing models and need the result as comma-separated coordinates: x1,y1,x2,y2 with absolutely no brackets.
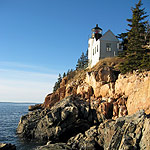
53,50,88,92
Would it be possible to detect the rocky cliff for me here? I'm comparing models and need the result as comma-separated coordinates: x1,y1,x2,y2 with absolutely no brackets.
17,96,150,150
17,57,150,149
44,57,150,120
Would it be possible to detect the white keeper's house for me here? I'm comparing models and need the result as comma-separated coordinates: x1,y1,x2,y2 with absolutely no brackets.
88,24,122,68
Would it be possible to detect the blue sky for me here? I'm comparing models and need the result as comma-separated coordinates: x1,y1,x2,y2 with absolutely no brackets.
0,0,150,103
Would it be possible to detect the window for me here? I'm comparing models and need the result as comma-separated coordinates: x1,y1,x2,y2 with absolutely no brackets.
106,43,111,51
97,45,98,52
95,47,96,54
93,49,94,55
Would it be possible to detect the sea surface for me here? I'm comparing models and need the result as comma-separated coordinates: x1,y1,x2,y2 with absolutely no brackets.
0,102,44,150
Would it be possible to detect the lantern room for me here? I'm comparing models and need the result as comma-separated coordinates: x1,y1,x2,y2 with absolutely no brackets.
91,24,102,40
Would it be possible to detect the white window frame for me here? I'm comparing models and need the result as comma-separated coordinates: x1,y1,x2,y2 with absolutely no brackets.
106,43,112,52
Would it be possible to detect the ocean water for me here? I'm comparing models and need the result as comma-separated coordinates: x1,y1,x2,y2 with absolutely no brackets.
0,102,43,150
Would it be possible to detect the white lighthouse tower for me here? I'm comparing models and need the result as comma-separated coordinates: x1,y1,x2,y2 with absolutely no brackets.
88,24,102,67
88,24,119,68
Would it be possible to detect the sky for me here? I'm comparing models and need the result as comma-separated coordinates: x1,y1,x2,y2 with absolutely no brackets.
0,0,150,103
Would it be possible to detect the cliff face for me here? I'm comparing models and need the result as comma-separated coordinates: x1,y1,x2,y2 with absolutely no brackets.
18,57,150,149
44,58,150,119
115,72,150,115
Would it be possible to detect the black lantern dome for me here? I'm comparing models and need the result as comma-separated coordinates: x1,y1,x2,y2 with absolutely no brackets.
91,24,102,40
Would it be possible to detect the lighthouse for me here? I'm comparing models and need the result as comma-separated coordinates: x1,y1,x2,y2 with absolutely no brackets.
88,24,120,68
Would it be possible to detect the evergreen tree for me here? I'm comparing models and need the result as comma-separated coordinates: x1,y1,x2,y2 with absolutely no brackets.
53,81,58,92
58,73,62,83
66,69,75,80
53,73,62,92
80,52,86,69
76,50,88,70
119,0,149,74
76,58,82,70
70,69,74,72
126,0,148,55
63,72,66,78
66,69,74,76
67,69,71,76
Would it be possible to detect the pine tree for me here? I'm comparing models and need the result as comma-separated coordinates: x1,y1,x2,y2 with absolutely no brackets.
76,51,88,70
63,72,66,78
53,73,62,92
66,69,75,80
126,0,148,55
67,69,70,76
119,0,149,74
80,52,86,69
53,81,58,92
76,58,82,70
58,73,62,84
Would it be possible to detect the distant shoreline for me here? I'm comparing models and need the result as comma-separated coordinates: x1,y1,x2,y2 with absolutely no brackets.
0,102,39,104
